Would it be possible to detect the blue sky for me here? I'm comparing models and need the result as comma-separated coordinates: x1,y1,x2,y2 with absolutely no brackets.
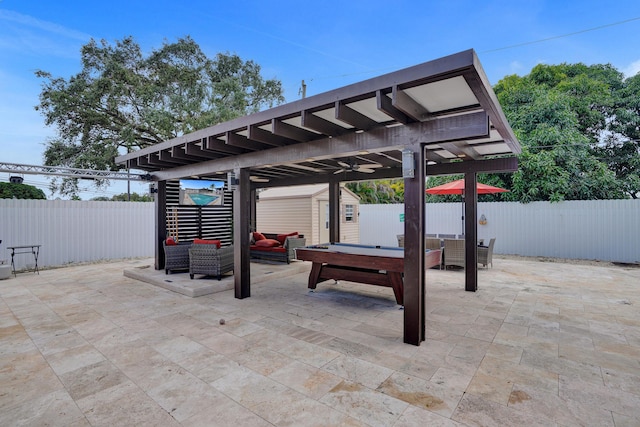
1,0,639,199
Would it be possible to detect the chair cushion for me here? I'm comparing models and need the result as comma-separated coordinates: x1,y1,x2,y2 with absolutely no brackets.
276,232,298,245
193,239,221,248
253,232,266,242
250,245,286,253
255,238,280,248
165,237,177,246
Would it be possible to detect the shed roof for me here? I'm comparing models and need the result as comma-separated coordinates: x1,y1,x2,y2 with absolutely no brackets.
258,183,360,200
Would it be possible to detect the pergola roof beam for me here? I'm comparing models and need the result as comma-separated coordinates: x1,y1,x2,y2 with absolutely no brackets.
376,90,411,124
184,143,222,159
248,124,294,147
226,132,268,151
301,110,351,136
204,137,246,155
335,101,379,131
153,111,490,181
272,118,318,142
391,86,431,121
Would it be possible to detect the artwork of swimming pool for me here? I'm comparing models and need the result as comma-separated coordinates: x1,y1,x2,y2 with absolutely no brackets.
186,193,220,205
179,179,224,206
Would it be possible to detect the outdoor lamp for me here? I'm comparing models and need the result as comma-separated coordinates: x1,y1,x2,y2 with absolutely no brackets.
401,149,415,178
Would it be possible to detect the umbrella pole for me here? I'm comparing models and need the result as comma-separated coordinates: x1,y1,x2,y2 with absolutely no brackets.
461,195,464,235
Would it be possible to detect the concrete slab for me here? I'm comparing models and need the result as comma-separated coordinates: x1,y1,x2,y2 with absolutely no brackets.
123,260,310,297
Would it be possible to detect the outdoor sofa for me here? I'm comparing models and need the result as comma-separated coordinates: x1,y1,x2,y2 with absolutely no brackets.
250,232,306,263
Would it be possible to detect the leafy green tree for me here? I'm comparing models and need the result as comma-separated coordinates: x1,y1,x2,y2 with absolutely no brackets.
0,182,47,200
494,63,633,201
36,36,285,196
600,72,640,199
90,192,153,202
111,192,153,202
346,179,404,204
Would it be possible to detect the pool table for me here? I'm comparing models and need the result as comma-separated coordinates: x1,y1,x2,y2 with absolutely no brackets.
295,243,442,305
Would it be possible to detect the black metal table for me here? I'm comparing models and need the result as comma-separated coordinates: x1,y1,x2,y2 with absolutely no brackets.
7,245,41,277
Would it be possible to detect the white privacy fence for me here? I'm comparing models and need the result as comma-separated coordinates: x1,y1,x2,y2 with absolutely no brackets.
1,199,638,270
359,200,640,263
0,199,154,271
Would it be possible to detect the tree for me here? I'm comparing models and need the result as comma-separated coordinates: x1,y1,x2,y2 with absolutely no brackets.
90,192,153,202
346,179,404,204
36,36,285,196
494,63,635,201
600,72,640,198
0,182,47,200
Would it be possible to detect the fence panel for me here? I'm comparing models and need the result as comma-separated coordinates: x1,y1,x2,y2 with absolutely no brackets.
0,199,154,270
359,200,640,263
2,198,638,269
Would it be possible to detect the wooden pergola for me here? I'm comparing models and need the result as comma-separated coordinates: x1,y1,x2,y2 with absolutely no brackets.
116,49,521,345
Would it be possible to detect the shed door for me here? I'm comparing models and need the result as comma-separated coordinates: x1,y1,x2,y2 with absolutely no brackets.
319,202,330,243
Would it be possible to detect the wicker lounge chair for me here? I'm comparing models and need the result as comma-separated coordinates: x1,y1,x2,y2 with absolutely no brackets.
425,238,441,250
189,244,234,280
396,235,442,268
397,235,442,250
443,238,465,269
163,241,191,274
478,238,496,268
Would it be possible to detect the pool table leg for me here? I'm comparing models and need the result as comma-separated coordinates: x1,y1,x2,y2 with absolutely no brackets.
389,272,404,306
307,262,323,289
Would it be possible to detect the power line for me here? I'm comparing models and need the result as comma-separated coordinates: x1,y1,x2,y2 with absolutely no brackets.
481,16,640,53
302,16,640,86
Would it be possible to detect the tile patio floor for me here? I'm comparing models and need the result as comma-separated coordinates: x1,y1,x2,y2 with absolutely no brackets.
1,256,639,426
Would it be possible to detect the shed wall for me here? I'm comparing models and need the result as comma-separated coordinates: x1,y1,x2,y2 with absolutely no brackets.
256,196,313,238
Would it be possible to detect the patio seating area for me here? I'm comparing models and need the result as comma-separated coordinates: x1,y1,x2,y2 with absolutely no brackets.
1,256,639,426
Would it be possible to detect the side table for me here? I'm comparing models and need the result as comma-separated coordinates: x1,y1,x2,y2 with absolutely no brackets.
7,245,41,277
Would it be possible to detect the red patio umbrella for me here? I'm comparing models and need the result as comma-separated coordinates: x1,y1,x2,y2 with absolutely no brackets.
425,179,509,195
426,179,508,233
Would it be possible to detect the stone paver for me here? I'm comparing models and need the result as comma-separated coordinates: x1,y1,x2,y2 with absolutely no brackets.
1,256,639,426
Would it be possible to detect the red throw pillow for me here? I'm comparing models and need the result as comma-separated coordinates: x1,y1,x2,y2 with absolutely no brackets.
253,232,266,242
165,237,177,246
193,239,221,248
276,232,298,245
255,238,280,248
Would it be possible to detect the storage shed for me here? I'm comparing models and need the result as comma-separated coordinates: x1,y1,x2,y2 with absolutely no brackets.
256,184,360,245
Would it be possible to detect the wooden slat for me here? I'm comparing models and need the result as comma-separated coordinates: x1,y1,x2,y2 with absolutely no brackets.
248,125,293,147
376,90,411,124
392,86,431,121
272,119,318,142
335,101,379,131
301,110,351,136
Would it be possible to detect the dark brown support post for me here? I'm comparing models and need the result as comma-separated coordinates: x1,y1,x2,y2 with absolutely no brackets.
464,173,478,291
233,168,251,299
328,180,341,243
403,145,426,345
154,180,167,270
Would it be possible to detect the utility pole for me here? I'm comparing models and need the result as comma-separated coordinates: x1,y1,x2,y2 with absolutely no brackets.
299,80,307,99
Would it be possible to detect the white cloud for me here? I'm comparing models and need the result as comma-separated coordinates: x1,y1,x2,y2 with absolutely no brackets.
622,59,640,78
509,61,523,74
0,9,90,41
